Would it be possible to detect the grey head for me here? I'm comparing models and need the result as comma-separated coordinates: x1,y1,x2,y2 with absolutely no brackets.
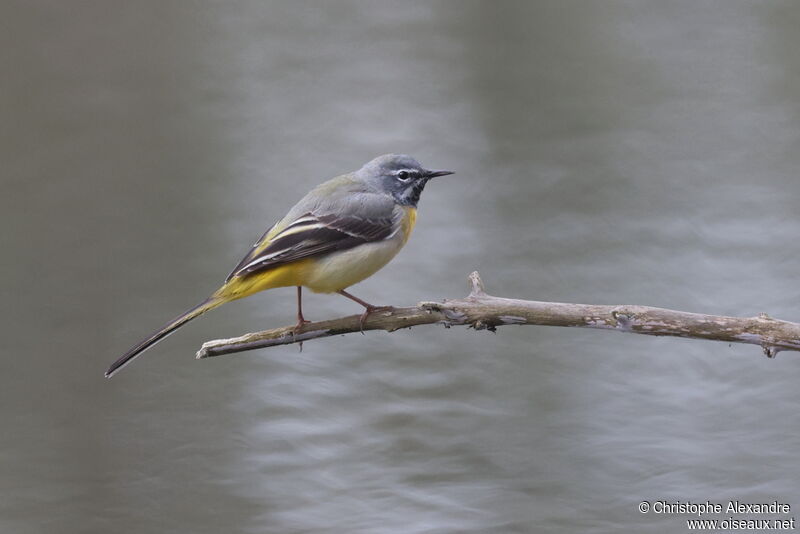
356,154,454,207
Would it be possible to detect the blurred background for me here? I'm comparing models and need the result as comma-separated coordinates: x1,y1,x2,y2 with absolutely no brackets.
2,1,799,532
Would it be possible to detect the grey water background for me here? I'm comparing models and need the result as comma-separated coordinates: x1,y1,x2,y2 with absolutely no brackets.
2,1,799,532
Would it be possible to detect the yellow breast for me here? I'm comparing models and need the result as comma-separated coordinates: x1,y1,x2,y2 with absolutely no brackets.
401,206,417,244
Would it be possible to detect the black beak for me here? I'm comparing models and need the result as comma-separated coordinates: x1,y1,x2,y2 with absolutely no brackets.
426,169,455,178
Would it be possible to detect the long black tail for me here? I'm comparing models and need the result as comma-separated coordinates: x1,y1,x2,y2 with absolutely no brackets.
105,297,223,378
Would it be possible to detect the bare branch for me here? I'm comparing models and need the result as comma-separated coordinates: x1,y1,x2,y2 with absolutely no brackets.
196,271,800,360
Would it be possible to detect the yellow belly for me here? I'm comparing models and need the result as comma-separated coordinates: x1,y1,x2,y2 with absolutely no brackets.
216,259,315,301
218,206,417,299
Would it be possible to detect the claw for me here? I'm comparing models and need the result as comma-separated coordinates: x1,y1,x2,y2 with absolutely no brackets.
336,289,393,334
358,305,394,334
292,318,311,350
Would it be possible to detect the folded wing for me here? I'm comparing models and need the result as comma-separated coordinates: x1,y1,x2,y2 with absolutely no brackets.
225,211,397,281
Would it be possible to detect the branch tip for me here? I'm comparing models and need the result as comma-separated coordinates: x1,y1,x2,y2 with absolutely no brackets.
468,271,487,298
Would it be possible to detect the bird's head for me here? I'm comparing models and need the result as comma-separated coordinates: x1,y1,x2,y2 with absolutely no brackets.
358,154,453,207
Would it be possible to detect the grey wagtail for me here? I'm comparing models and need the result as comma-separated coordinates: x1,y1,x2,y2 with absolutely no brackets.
105,154,453,377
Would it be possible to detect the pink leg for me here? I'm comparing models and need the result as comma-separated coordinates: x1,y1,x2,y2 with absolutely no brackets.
294,286,311,333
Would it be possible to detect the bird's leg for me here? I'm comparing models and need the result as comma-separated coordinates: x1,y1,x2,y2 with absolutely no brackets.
293,286,311,347
337,289,393,333
295,286,311,328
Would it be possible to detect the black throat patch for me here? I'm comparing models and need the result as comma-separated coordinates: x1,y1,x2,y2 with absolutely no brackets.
397,180,428,207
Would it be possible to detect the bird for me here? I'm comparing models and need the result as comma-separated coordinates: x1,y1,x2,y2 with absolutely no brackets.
105,154,453,377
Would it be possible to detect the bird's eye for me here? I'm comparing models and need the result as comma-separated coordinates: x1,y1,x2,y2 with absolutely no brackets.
397,171,410,181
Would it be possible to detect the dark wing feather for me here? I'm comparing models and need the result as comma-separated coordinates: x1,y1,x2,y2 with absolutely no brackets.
224,222,278,282
316,213,396,241
227,212,396,280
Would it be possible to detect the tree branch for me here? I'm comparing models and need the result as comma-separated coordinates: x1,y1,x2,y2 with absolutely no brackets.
196,271,800,360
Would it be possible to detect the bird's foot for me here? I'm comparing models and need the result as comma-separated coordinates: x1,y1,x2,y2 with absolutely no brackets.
335,289,393,334
292,317,312,350
293,318,312,333
358,305,394,334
